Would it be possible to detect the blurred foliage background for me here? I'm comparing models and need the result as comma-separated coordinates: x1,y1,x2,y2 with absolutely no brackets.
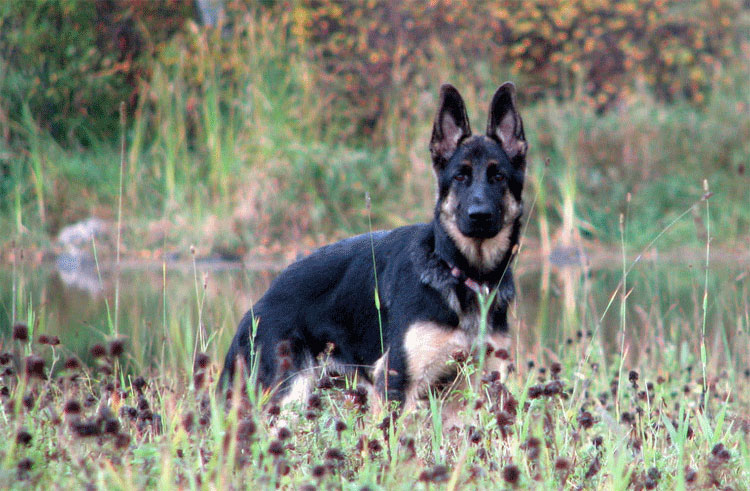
1,0,749,258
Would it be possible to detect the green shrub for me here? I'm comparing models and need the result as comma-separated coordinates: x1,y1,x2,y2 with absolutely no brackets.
0,0,192,145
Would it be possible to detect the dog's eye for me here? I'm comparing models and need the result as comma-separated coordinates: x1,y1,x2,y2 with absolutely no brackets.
489,173,504,183
455,167,471,182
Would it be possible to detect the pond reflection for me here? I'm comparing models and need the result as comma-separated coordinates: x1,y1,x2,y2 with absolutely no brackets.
1,252,748,375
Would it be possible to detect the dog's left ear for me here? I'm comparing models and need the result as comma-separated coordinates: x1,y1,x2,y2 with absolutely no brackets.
487,82,527,165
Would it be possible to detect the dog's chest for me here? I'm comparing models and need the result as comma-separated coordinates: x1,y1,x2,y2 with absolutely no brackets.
443,286,499,335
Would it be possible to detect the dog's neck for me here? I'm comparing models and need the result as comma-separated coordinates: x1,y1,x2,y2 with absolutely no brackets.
432,220,514,287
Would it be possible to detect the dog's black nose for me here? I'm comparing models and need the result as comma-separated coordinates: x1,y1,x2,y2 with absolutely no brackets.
468,204,493,222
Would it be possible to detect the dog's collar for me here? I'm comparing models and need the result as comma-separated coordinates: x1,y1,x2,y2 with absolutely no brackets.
448,263,487,295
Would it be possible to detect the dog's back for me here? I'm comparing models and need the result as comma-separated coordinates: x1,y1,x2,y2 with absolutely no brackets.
220,227,416,396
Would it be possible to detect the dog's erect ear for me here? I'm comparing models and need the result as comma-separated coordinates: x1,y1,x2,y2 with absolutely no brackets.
430,84,471,167
487,82,527,164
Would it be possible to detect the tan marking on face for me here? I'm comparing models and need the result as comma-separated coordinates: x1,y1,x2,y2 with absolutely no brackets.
403,321,471,409
439,190,522,271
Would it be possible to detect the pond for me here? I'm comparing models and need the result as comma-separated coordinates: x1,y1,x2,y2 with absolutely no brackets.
1,250,748,376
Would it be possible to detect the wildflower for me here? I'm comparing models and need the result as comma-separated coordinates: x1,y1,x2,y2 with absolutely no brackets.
629,370,639,387
420,465,449,483
325,448,344,461
502,464,520,485
193,371,205,389
38,334,60,345
64,357,81,370
109,339,125,357
16,429,32,445
104,418,120,434
22,393,35,410
0,352,11,364
25,355,45,379
496,348,510,360
711,443,731,462
430,465,449,482
554,457,570,471
592,435,603,447
277,427,292,440
132,376,146,393
63,400,82,415
312,465,326,478
90,344,107,358
543,380,563,396
317,375,334,390
367,439,382,453
334,420,347,434
308,393,322,410
17,458,33,472
550,362,562,377
496,410,515,427
584,457,601,479
194,352,210,370
647,467,661,482
305,410,318,420
522,437,541,460
469,430,483,444
71,418,102,437
268,439,285,457
238,418,256,440
482,371,500,384
268,404,281,416
120,406,137,420
181,412,194,432
527,385,543,399
137,395,149,411
577,410,594,429
503,394,519,415
12,324,29,342
452,349,468,363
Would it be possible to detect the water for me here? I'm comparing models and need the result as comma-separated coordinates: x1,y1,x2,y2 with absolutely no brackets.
1,252,748,374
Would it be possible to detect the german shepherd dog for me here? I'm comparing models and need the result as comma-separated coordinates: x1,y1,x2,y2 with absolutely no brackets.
220,83,527,410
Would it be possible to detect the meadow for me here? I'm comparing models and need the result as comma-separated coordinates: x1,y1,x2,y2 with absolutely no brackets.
1,2,750,489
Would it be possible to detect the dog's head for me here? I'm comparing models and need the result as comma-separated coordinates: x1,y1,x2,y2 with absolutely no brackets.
430,83,527,271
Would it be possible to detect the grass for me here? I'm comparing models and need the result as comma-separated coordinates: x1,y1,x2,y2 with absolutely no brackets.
1,196,749,488
0,264,748,489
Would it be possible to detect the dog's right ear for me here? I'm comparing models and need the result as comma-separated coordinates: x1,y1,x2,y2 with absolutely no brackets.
430,84,471,168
